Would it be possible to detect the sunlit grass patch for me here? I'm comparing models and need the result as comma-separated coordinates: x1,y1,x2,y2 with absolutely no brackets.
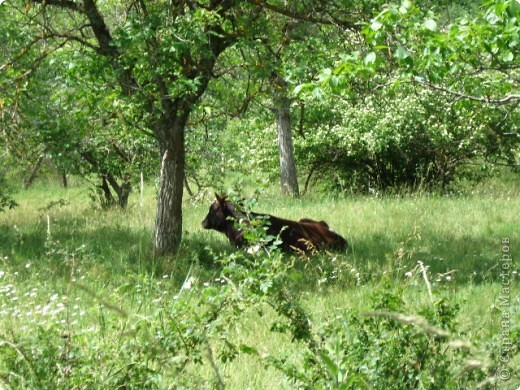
0,180,518,388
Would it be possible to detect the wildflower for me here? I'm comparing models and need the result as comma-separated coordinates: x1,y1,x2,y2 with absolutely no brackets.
247,245,260,255
54,303,66,314
42,304,52,316
183,276,197,290
405,271,413,278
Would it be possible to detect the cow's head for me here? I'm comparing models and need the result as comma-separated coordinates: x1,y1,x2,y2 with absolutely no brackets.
201,193,229,232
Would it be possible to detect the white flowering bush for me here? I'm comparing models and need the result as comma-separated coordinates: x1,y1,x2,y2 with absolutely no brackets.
295,84,518,193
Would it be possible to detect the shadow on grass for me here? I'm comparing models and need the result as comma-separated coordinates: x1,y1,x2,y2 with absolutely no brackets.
0,218,511,287
0,219,234,288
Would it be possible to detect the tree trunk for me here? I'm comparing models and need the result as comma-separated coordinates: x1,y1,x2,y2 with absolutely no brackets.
24,149,47,189
61,172,68,188
153,104,187,256
100,176,116,207
105,172,131,210
118,180,131,209
273,81,299,197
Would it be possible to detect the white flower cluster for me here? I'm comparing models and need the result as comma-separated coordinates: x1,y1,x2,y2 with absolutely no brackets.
0,270,87,331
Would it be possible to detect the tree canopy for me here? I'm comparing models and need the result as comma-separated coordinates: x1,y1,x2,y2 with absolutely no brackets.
1,0,518,253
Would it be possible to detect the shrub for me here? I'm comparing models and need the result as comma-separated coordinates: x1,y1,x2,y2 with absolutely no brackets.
296,86,519,193
268,289,499,389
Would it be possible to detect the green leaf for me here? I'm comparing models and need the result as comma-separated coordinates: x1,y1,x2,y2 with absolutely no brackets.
294,83,312,96
364,52,377,65
399,0,412,14
402,0,412,8
423,19,437,32
319,351,339,376
312,87,325,99
486,11,500,25
239,344,259,355
501,51,514,62
260,279,273,293
395,45,410,59
371,20,383,31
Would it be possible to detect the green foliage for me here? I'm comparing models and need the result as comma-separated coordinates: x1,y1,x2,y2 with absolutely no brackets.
291,0,519,193
1,1,157,206
1,184,519,387
361,0,519,91
3,0,518,200
2,0,520,382
0,192,17,213
296,84,518,193
269,293,487,389
0,159,17,212
0,179,16,212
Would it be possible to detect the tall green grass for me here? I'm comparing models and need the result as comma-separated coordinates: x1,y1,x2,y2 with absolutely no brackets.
0,179,518,388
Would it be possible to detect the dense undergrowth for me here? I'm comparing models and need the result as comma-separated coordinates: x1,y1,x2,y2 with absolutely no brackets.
0,179,519,388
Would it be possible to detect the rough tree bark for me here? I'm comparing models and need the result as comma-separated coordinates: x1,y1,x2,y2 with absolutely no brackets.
153,100,188,255
272,76,299,197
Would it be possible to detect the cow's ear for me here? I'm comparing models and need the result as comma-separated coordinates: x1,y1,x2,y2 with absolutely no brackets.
215,193,226,203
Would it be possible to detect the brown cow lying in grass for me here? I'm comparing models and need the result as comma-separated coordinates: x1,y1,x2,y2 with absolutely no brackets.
202,194,347,253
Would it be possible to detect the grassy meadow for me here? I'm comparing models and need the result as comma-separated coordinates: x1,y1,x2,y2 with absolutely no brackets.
0,177,519,388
